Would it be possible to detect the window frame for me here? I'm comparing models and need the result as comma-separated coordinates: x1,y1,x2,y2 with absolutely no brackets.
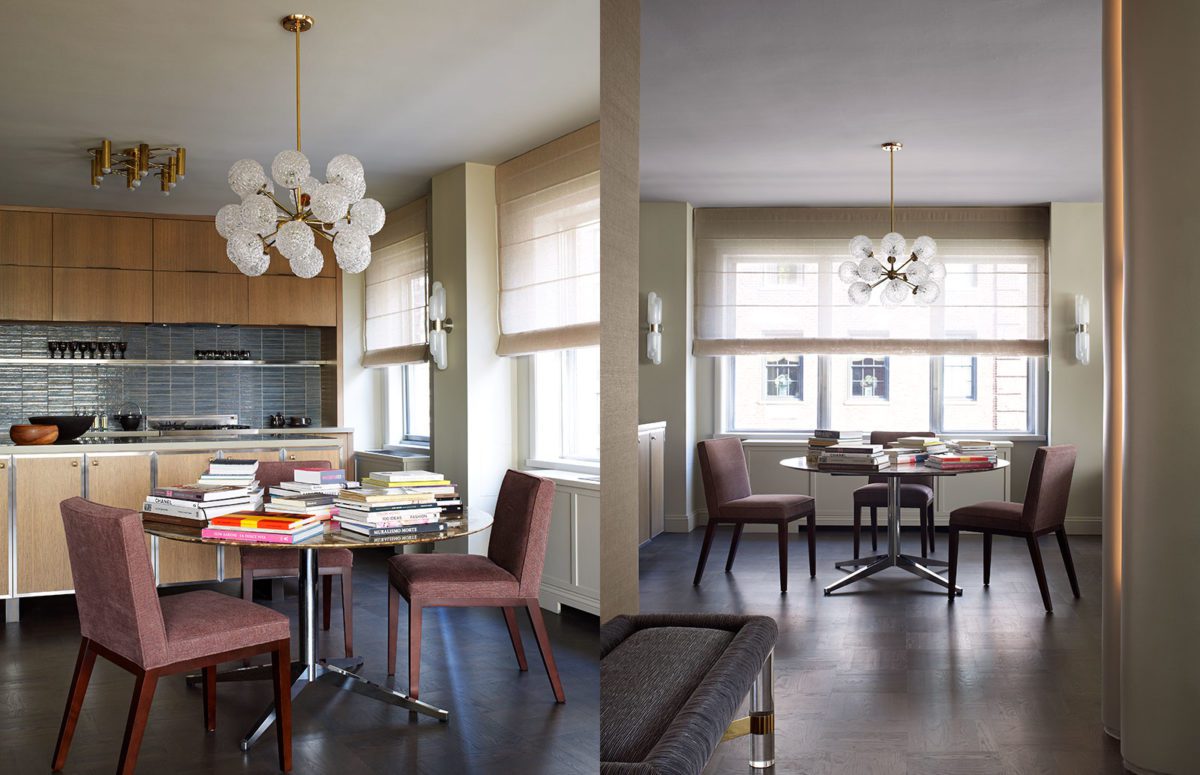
383,362,432,448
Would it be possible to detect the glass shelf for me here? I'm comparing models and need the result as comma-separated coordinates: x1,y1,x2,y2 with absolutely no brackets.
0,358,335,367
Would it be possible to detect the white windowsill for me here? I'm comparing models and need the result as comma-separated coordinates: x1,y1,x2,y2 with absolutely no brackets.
525,457,600,477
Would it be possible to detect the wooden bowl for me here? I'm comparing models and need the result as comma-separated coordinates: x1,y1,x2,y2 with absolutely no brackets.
9,424,59,445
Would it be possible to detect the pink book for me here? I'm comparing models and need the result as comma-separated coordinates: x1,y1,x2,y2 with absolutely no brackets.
201,528,320,544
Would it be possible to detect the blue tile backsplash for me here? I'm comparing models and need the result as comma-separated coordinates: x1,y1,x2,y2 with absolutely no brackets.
0,324,327,429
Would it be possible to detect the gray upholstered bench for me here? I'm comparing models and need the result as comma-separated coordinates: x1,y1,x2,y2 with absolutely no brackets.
600,613,778,774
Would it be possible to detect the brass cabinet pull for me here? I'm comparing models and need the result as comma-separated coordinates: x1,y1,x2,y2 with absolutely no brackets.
0,461,6,469
91,460,99,466
288,454,296,460
71,460,79,467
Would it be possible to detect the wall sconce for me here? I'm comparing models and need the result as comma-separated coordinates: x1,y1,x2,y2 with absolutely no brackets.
428,281,453,370
1074,293,1090,365
646,291,663,365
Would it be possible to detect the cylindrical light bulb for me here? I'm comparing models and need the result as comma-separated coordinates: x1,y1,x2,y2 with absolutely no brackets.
429,281,446,321
647,291,662,326
647,330,662,365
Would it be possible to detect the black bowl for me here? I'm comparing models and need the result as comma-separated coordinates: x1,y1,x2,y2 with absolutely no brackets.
29,415,94,442
114,414,143,431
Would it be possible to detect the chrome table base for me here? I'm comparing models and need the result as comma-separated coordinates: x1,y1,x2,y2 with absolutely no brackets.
824,476,962,596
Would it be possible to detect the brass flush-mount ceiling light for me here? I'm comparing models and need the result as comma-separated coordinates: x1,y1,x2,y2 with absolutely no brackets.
215,13,385,278
88,141,185,195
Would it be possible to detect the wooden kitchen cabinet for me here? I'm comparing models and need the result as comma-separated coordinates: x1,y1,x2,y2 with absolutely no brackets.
153,218,235,273
52,213,153,270
86,453,152,511
247,275,337,326
0,458,9,597
283,447,343,468
52,268,153,322
266,237,336,278
0,210,52,265
0,265,52,321
153,270,248,324
14,455,84,595
155,452,220,585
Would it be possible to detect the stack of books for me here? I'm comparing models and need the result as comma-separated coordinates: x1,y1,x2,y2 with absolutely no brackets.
264,467,344,521
816,443,888,471
200,512,326,544
334,486,446,540
142,484,259,532
887,436,949,464
806,430,865,464
198,458,261,490
928,440,998,471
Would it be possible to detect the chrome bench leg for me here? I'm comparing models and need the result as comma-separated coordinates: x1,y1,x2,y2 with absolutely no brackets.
750,649,775,769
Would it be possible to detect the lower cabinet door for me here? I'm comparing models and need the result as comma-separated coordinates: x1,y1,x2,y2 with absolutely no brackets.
283,448,342,468
0,458,9,597
155,452,221,585
87,453,154,562
15,456,83,595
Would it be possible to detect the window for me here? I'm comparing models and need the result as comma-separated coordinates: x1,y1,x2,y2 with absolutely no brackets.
943,356,978,401
764,357,803,400
530,346,600,467
849,357,889,400
385,362,430,444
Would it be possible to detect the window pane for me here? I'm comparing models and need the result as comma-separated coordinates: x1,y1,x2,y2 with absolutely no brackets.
942,356,1030,432
404,362,431,439
943,356,978,401
830,355,930,431
385,366,406,445
730,354,817,431
562,346,600,461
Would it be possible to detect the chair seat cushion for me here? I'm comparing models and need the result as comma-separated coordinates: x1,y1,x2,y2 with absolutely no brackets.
950,501,1025,531
718,493,814,522
159,589,290,666
387,554,519,600
853,482,934,508
239,546,353,572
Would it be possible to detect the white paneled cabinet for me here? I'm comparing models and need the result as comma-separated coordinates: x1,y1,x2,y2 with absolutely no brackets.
531,470,600,616
637,422,666,543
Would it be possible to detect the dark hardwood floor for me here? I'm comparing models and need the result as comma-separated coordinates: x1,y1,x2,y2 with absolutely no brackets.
640,526,1123,775
0,549,598,774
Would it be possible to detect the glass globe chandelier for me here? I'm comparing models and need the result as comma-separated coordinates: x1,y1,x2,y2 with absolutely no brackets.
216,14,384,278
838,142,944,306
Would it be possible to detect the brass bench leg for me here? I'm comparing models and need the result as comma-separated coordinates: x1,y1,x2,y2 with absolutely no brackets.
750,649,775,769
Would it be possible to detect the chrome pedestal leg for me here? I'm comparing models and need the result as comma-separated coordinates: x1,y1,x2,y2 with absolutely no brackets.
749,649,775,769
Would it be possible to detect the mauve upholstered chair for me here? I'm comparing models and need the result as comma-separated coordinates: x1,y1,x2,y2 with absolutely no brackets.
696,437,817,593
852,431,937,559
240,460,353,657
386,470,564,703
947,445,1080,612
54,497,292,774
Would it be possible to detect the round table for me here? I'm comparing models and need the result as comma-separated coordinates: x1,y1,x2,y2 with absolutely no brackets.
144,510,493,751
779,458,1010,596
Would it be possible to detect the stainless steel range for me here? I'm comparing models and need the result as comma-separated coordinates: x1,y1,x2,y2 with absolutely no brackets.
146,414,253,435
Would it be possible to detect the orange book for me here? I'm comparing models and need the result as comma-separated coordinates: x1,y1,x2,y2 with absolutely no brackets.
209,512,315,531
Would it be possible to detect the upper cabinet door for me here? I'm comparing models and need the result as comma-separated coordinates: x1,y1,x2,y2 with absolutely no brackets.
246,275,337,327
0,210,52,266
53,213,153,270
154,218,235,273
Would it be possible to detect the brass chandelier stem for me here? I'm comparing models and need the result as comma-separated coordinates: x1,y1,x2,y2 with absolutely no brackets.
882,141,902,232
294,21,302,152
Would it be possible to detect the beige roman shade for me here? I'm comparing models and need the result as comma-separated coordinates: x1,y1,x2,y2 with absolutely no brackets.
693,206,1050,357
496,123,600,356
362,197,429,367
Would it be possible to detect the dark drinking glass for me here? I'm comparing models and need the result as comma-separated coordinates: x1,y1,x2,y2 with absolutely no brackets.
88,342,99,359
56,341,68,359
67,341,79,359
118,341,128,360
47,341,58,359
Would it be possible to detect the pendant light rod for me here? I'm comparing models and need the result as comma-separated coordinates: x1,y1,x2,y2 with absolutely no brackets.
883,141,902,232
280,14,314,152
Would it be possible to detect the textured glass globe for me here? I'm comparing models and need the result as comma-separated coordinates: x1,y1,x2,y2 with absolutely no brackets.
880,232,907,258
905,260,930,284
326,154,364,187
228,159,266,197
848,281,872,306
334,226,372,273
345,173,367,202
290,175,321,208
837,260,861,284
915,281,942,305
929,261,947,280
242,251,270,277
226,228,263,270
290,246,325,278
271,150,311,190
350,198,386,235
849,235,874,261
310,183,351,223
240,194,276,236
857,257,884,283
275,220,315,261
215,203,243,238
882,278,910,306
912,235,938,261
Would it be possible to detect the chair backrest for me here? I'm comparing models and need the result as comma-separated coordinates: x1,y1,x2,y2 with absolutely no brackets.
60,497,169,669
258,459,332,492
868,430,935,486
697,437,752,517
487,470,557,596
1021,445,1077,531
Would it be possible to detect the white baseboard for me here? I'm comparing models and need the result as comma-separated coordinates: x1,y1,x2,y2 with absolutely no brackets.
664,512,696,533
685,510,1102,536
538,583,600,617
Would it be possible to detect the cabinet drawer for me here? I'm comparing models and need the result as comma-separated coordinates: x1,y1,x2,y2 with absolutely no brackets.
53,213,153,270
52,268,153,322
0,265,52,321
154,218,235,273
0,211,52,266
153,271,248,324
247,275,337,326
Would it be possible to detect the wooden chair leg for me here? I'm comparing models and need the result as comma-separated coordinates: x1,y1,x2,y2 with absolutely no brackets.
693,519,719,586
805,516,816,578
947,528,960,603
1028,536,1053,613
321,574,333,631
387,584,399,677
408,601,423,700
526,601,566,703
777,522,788,593
870,507,878,551
340,570,354,657
52,638,97,771
202,665,216,732
1056,528,1081,598
852,505,862,559
983,533,993,586
117,670,159,775
502,606,529,671
919,506,929,558
725,523,745,572
927,505,936,552
271,641,293,773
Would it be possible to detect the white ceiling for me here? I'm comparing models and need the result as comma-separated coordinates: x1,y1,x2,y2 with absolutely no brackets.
0,0,598,214
640,0,1102,207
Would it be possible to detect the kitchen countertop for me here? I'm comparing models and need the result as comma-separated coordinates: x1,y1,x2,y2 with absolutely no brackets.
0,433,345,455
84,426,353,438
